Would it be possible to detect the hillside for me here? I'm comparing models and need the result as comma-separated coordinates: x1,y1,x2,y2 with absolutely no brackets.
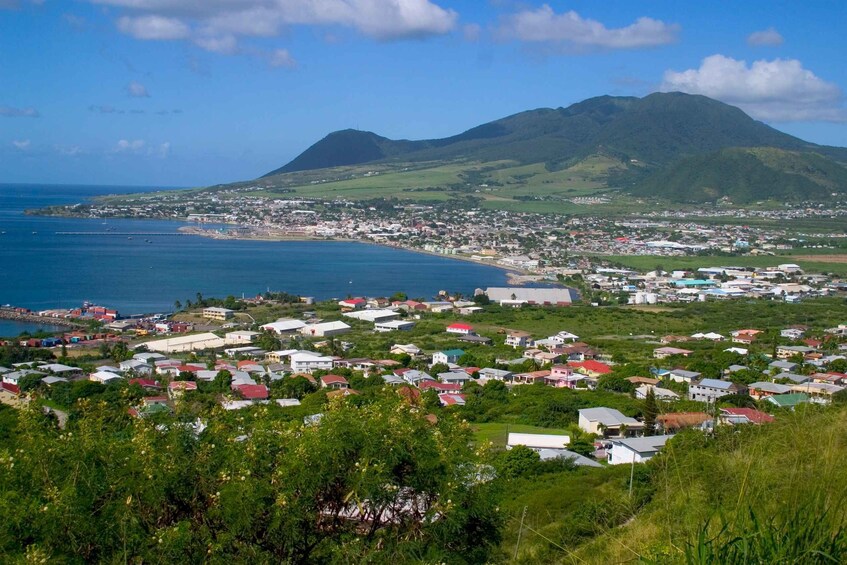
631,147,847,203
250,92,847,205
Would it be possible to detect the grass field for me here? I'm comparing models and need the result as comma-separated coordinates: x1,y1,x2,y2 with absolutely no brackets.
471,422,571,447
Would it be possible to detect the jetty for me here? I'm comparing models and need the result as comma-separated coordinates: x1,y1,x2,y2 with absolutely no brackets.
55,232,189,236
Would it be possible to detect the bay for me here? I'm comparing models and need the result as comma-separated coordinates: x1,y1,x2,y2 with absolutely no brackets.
0,184,509,316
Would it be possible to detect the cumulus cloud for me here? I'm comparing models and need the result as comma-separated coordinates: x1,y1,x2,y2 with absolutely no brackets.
92,0,457,51
0,105,40,118
269,48,296,69
748,27,783,46
56,145,84,156
12,139,30,150
661,54,845,122
117,14,190,40
126,80,150,98
115,139,146,153
497,5,678,50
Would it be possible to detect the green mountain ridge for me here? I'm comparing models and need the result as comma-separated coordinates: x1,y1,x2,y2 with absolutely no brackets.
257,92,847,203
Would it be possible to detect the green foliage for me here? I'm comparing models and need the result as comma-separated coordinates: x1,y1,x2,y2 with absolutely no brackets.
0,394,502,563
497,445,540,479
597,373,636,394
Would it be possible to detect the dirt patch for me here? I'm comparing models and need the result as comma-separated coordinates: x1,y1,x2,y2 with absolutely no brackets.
792,255,847,264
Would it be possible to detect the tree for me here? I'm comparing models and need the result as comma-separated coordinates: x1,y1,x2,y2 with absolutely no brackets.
173,300,182,312
499,444,540,478
643,388,658,436
597,374,636,394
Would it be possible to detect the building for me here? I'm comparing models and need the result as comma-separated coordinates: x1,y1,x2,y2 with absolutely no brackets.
485,287,575,306
141,332,227,353
343,309,400,324
446,323,474,336
390,344,421,356
668,369,702,384
260,319,306,334
432,349,464,366
203,307,234,321
653,346,693,359
225,331,260,345
719,408,775,425
290,351,334,373
747,381,792,400
300,321,351,338
375,320,416,332
688,379,742,403
607,435,674,465
578,407,643,437
505,330,532,349
507,433,570,451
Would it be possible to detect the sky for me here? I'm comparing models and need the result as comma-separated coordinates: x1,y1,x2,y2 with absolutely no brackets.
1,0,846,187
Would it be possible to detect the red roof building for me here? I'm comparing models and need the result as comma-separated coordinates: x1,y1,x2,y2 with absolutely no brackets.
446,323,474,335
320,375,349,389
236,384,269,400
568,360,612,376
418,380,462,393
720,407,775,425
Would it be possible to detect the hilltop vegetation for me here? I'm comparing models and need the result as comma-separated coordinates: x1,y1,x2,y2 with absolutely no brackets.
246,92,847,206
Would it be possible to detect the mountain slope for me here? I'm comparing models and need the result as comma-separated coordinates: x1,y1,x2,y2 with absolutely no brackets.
631,147,847,203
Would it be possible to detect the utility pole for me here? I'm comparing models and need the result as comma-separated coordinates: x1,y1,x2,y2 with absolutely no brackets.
629,451,636,497
514,505,527,561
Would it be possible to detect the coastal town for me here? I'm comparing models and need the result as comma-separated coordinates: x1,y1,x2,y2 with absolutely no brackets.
3,281,846,469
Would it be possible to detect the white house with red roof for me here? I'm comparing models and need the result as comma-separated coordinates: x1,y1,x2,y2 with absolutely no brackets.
235,384,269,401
168,380,198,399
338,298,366,310
446,323,475,336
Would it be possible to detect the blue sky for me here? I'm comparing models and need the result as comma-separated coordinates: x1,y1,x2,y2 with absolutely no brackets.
1,0,845,186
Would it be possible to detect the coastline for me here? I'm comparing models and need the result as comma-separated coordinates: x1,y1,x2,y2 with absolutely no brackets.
0,310,78,328
176,225,544,287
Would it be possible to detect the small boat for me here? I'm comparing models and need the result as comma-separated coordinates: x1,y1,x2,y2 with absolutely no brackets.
127,236,133,240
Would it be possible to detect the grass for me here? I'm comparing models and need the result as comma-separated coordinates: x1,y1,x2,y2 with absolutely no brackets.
472,422,570,447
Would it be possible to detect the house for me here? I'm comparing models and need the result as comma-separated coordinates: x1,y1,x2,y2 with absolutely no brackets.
781,328,806,340
569,360,612,377
688,379,742,403
769,359,798,372
653,346,693,359
401,370,434,386
446,323,475,336
235,384,269,401
578,407,643,437
167,380,198,399
289,351,334,373
438,371,472,385
731,329,762,344
607,435,674,465
747,381,792,400
478,368,513,382
320,375,350,390
668,369,701,384
766,393,809,409
118,359,152,375
523,349,561,365
790,382,845,404
776,345,816,359
773,372,811,384
431,349,464,366
656,412,712,433
418,380,462,394
458,334,492,345
390,343,421,356
39,363,84,379
505,330,532,349
507,433,570,451
260,319,307,335
545,365,579,388
374,320,416,332
719,408,774,425
225,331,260,345
300,321,351,338
511,370,550,385
438,393,466,406
89,370,121,384
635,385,679,401
344,309,400,324
338,298,366,310
627,376,660,386
203,307,234,321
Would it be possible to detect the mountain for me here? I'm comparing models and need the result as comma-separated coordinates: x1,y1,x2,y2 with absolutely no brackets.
261,92,847,203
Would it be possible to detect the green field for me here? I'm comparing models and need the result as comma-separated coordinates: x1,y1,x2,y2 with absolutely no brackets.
471,422,571,447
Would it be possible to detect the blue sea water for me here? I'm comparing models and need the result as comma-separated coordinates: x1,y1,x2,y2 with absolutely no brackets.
0,184,508,318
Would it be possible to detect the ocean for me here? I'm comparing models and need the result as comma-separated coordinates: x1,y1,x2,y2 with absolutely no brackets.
0,184,509,325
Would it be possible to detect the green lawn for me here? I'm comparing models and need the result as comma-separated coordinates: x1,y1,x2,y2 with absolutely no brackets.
471,422,571,447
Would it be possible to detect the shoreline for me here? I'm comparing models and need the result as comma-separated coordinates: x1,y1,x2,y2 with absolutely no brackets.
0,310,78,329
177,225,545,287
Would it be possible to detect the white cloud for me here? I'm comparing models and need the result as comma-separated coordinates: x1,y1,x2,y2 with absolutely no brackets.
56,145,84,156
747,27,783,47
117,14,190,40
12,139,30,150
497,5,678,50
661,54,845,122
194,34,238,54
269,48,296,69
115,139,146,153
93,0,457,50
0,105,40,118
156,141,171,158
126,80,150,97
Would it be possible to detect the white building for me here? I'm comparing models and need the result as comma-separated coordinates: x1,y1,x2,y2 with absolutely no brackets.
343,309,400,324
300,321,351,338
607,435,674,465
374,320,416,332
578,407,643,437
290,351,334,373
507,433,570,451
260,319,306,334
225,331,260,345
141,332,226,353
